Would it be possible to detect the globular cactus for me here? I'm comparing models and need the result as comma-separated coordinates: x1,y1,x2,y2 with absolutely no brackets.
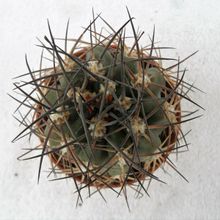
12,10,202,207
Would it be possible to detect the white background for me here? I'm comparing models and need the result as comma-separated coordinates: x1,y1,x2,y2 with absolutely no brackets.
1,0,220,219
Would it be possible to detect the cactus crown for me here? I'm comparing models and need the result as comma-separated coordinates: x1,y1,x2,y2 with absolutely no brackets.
12,10,202,207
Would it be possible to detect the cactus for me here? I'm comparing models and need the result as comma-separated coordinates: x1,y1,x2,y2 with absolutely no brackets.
12,10,203,207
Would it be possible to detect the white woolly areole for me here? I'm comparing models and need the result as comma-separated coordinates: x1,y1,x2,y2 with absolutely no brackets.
118,154,127,167
59,137,74,155
130,116,146,135
64,57,76,71
133,72,151,88
99,81,116,95
67,87,79,101
67,88,96,103
50,106,70,125
111,153,129,179
59,141,68,155
89,117,107,138
119,96,132,110
88,60,105,75
164,102,177,123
